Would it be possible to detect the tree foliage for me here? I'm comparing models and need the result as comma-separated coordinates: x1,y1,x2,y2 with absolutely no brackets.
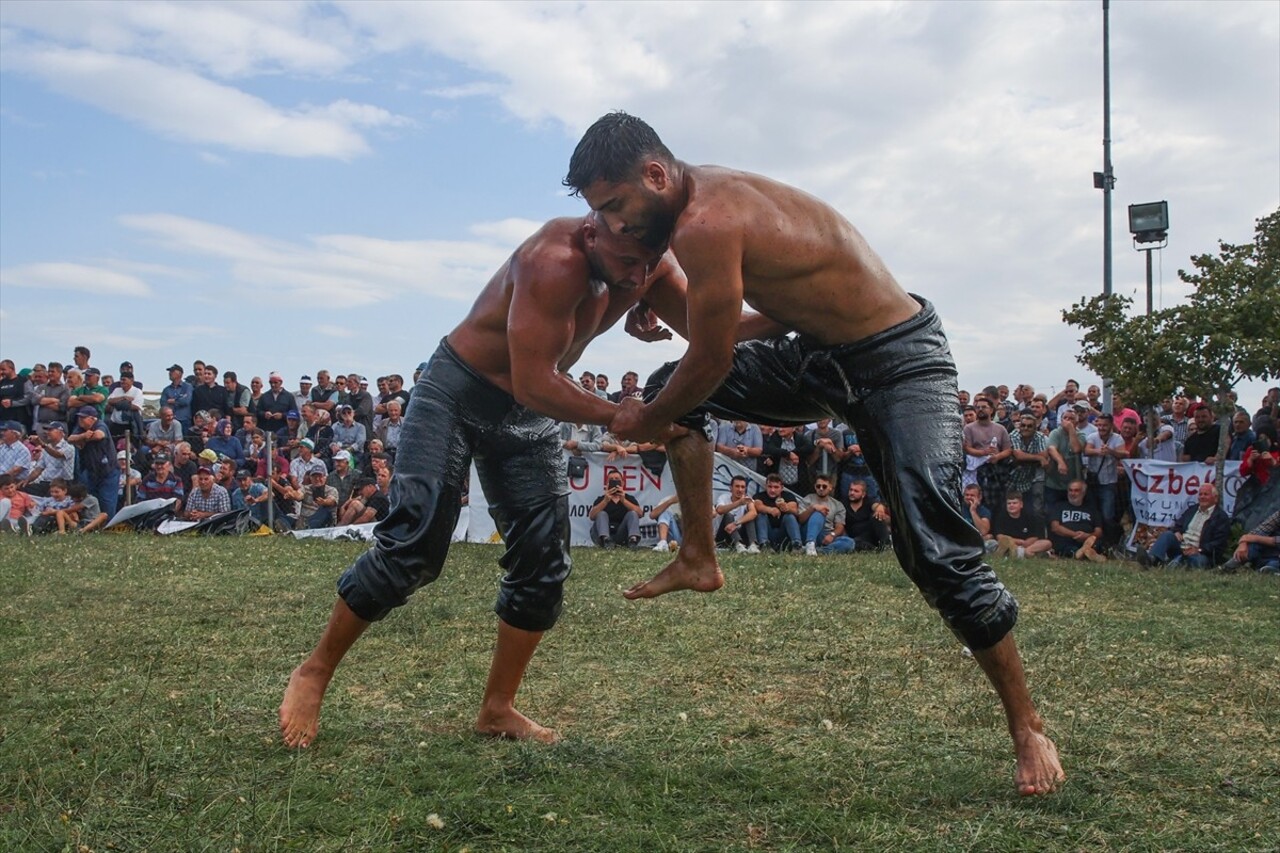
1063,209,1280,476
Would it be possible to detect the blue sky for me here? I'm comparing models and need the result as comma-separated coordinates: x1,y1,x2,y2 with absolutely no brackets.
1,0,1276,409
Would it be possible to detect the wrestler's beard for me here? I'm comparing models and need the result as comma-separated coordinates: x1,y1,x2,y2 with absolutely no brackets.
630,209,675,251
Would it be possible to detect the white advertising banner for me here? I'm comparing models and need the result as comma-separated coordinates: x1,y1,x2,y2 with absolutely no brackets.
465,451,776,546
1121,459,1244,530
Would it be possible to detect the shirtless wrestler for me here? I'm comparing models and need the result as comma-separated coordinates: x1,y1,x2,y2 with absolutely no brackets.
280,214,679,748
563,112,1065,796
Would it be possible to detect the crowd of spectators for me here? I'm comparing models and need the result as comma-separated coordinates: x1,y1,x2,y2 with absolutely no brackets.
1,352,1277,573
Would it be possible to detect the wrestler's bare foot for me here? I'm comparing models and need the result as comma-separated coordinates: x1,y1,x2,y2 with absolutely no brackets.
623,552,724,599
279,662,333,748
1013,726,1066,796
475,705,561,744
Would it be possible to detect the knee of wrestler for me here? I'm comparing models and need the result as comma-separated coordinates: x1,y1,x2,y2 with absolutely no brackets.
336,543,443,623
941,582,1019,652
493,496,572,632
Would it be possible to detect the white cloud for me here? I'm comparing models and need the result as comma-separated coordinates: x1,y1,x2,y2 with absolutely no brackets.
0,261,150,295
117,213,518,306
2,45,384,158
314,324,356,339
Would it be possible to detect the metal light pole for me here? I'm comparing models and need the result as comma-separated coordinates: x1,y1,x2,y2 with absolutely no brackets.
1094,0,1117,414
1129,201,1170,315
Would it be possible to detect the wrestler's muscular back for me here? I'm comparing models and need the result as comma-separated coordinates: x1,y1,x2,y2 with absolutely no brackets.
447,218,613,397
679,166,920,345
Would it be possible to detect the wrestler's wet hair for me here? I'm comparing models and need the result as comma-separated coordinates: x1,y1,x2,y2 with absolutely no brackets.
564,111,674,194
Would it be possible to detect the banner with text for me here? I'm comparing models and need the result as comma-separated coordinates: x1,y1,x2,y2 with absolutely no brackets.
465,451,776,546
1121,459,1243,530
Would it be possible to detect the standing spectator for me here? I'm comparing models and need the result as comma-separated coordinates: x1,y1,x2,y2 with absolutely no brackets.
1163,395,1192,445
105,371,145,441
24,422,75,497
72,346,93,375
798,474,847,555
715,419,764,473
560,420,603,457
1109,391,1141,433
807,418,844,484
1253,388,1279,437
714,474,759,553
1226,411,1257,461
345,374,374,436
763,425,813,496
1044,408,1084,508
161,364,194,432
68,406,118,521
192,365,228,420
296,375,314,402
223,371,253,432
310,370,339,415
68,367,108,419
1138,413,1181,462
594,373,610,399
588,471,643,549
32,362,70,432
0,421,33,482
1009,411,1049,518
1083,413,1126,541
0,360,34,431
248,375,265,414
256,372,297,433
1047,480,1104,562
1181,403,1221,463
183,466,231,521
964,397,1013,513
838,426,879,503
610,371,643,403
332,374,349,406
1136,483,1230,569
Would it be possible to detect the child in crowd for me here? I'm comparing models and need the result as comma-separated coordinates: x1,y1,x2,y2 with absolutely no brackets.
0,474,40,533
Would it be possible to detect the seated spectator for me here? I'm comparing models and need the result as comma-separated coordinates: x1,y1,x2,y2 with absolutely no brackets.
588,471,643,549
215,457,241,505
32,362,70,432
30,478,76,535
752,473,802,552
714,474,759,553
23,421,75,497
716,419,764,473
1136,483,1231,569
330,405,366,457
64,481,108,533
336,477,389,526
327,452,357,506
962,483,995,553
289,439,326,487
1047,479,1105,562
1181,403,1221,463
242,471,273,527
648,494,682,552
161,364,194,432
374,400,405,456
1226,411,1257,461
0,420,34,483
991,492,1053,559
841,478,891,552
183,466,231,521
798,473,846,556
1221,508,1280,574
187,410,212,454
145,407,184,456
296,468,339,530
171,443,198,495
0,473,39,533
205,419,246,468
138,455,185,511
116,450,143,507
306,409,336,469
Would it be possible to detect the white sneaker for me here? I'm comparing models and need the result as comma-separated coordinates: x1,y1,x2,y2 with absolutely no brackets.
746,543,761,554
1015,546,1026,559
734,542,748,553
804,542,818,556
652,541,669,552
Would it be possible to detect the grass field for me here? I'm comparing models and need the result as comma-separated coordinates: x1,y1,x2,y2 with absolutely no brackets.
1,536,1277,852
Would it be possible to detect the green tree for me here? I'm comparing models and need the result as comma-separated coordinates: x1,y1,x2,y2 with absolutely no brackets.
1063,209,1280,485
